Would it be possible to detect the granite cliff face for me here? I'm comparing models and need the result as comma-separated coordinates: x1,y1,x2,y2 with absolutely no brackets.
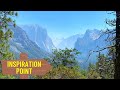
9,25,49,59
74,29,109,65
20,24,55,52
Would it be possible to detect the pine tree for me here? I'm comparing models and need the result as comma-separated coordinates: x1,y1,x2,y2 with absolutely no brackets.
46,48,80,68
0,11,18,79
96,53,114,79
0,11,18,60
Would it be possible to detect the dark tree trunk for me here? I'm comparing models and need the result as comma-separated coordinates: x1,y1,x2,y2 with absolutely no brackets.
114,11,120,79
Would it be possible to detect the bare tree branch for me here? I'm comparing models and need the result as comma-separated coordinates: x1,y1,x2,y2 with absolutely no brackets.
92,45,115,52
83,45,115,64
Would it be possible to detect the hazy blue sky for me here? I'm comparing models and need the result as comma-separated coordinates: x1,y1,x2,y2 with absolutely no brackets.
14,11,115,39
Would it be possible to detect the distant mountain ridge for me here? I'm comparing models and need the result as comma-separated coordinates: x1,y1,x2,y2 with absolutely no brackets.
52,37,65,47
57,34,84,49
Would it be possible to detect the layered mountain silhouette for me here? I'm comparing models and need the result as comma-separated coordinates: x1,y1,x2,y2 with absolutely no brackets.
57,34,84,49
8,24,109,67
55,29,109,66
